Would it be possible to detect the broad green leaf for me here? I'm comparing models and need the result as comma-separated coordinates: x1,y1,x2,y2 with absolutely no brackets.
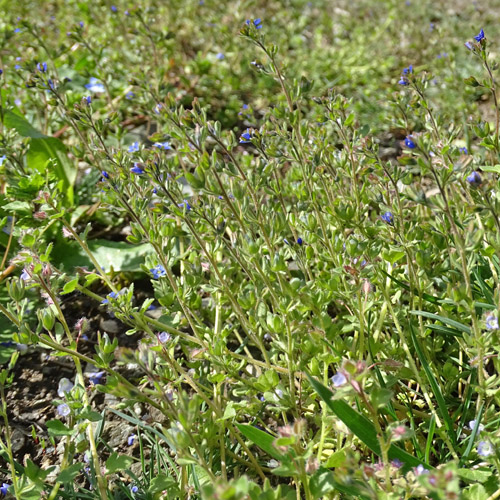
148,473,179,496
46,419,73,437
306,375,431,473
3,110,76,202
53,239,153,273
56,463,83,483
105,452,134,473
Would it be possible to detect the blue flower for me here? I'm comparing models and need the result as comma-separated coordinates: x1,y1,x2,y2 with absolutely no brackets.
297,237,303,245
14,28,21,33
57,403,70,417
84,77,105,93
127,434,136,446
89,371,105,385
240,129,252,143
485,314,498,330
0,483,9,496
152,141,171,150
125,91,135,99
79,21,84,28
37,62,47,72
130,163,144,175
404,136,416,149
474,29,485,42
477,441,493,457
101,171,109,180
246,18,263,29
131,485,139,494
459,146,468,155
0,155,6,166
111,5,118,12
414,464,429,476
84,95,92,105
331,372,347,387
398,77,409,86
381,211,394,224
128,141,140,153
403,65,413,74
465,41,473,51
178,199,191,211
466,171,482,186
151,265,167,279
158,331,171,343
216,52,225,60
101,291,118,305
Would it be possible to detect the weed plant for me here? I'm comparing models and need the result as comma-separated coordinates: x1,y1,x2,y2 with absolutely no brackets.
1,1,500,499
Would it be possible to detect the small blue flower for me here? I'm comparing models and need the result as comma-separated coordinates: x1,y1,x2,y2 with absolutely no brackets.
79,21,84,28
466,171,482,186
381,211,394,224
37,62,47,72
178,199,191,211
85,77,105,93
89,371,105,385
111,5,118,12
402,65,413,74
14,28,21,33
391,459,403,468
158,331,170,343
0,483,9,496
57,403,70,417
240,128,252,143
246,18,263,29
151,265,167,279
84,95,92,105
130,163,144,175
127,434,136,446
125,91,135,99
465,41,473,51
284,238,290,245
154,103,163,114
0,155,6,166
474,29,485,42
414,464,429,476
485,314,498,330
469,419,485,432
152,141,171,150
297,237,303,245
404,136,416,149
459,146,468,155
477,440,493,457
331,372,347,387
128,141,140,153
216,52,225,60
101,291,118,305
131,485,139,494
101,171,109,180
398,77,409,86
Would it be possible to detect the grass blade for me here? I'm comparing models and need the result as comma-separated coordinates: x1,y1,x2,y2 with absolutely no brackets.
306,374,431,472
410,310,471,334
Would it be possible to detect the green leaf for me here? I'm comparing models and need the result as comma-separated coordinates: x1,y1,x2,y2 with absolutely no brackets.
61,279,79,295
3,110,76,203
410,310,471,334
4,110,47,138
52,239,153,273
105,452,134,474
236,424,283,461
306,375,431,473
56,463,83,483
148,474,179,495
408,324,458,449
309,468,371,499
479,165,500,174
323,449,346,468
46,419,73,437
457,468,492,482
